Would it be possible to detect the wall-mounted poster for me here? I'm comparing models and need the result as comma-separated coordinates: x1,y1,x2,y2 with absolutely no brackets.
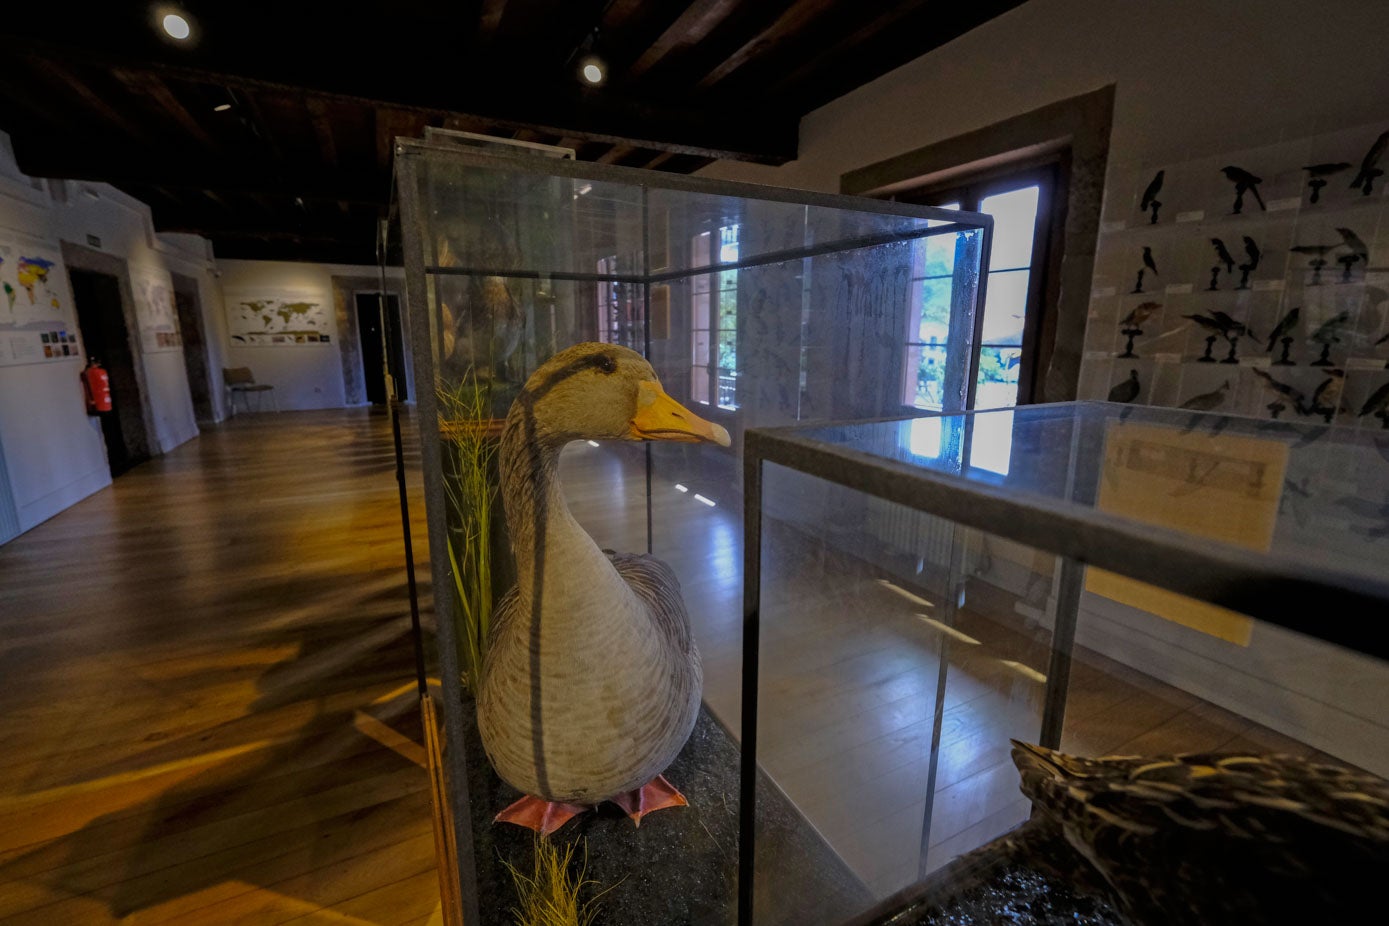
132,269,181,352
0,235,80,367
225,289,332,346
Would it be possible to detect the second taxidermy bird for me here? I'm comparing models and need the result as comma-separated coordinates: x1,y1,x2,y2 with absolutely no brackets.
1011,741,1389,926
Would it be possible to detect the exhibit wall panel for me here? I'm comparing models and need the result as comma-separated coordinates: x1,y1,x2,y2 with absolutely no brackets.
0,136,110,537
52,184,218,452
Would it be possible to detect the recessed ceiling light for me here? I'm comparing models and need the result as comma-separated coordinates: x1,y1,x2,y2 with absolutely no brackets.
579,57,605,86
162,12,191,40
213,103,231,112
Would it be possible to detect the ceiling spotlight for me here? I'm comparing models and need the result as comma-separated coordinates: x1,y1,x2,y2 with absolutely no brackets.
161,12,192,40
579,56,605,86
213,103,231,112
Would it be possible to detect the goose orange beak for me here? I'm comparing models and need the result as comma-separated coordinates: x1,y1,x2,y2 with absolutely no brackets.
629,381,731,446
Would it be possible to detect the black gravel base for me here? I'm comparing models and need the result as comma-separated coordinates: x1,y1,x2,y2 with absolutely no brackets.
459,703,873,925
843,825,1124,926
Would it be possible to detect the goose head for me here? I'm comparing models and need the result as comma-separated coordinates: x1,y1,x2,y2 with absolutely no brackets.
515,342,731,448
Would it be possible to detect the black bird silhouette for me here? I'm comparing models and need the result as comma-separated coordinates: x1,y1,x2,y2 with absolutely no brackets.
1265,306,1300,352
1252,368,1309,416
1180,380,1230,411
1360,380,1389,422
1108,369,1140,404
1139,170,1164,223
1303,162,1351,203
1221,165,1266,212
1120,301,1161,329
1206,310,1256,340
1350,130,1388,194
1335,227,1370,261
1182,313,1227,335
1242,236,1262,270
1211,238,1235,273
1311,310,1351,345
1141,246,1158,275
1309,370,1345,420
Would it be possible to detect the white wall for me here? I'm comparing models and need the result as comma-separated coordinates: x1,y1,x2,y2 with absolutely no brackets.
700,0,1389,198
213,259,408,411
0,130,223,539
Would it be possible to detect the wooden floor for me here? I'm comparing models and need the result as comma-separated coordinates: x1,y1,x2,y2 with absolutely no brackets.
0,409,1339,923
0,409,441,925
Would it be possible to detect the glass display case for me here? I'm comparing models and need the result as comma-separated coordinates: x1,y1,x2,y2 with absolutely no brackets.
390,136,991,925
742,401,1389,924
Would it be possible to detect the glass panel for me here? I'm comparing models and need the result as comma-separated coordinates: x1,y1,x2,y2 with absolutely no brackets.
980,185,1039,271
904,343,950,410
755,462,1053,916
791,404,1389,588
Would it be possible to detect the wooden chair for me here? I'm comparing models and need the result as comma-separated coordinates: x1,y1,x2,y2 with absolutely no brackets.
223,367,278,414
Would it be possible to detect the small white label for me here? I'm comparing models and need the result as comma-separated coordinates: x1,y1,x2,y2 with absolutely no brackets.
1345,357,1386,370
1252,279,1285,291
1164,283,1194,294
1176,210,1205,223
1101,220,1126,234
1268,197,1300,212
1091,286,1117,298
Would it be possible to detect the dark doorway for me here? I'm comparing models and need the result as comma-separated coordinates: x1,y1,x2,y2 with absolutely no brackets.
171,273,213,424
69,269,150,476
355,292,407,404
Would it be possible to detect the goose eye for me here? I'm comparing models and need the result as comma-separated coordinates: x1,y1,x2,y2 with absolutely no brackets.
596,354,617,375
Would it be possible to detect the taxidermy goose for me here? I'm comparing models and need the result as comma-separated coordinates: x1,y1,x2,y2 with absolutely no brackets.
478,343,730,835
1010,741,1389,926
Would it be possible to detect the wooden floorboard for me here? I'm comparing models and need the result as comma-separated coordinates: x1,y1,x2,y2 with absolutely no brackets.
0,409,440,925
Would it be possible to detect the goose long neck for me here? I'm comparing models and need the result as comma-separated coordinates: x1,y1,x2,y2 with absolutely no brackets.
499,400,608,602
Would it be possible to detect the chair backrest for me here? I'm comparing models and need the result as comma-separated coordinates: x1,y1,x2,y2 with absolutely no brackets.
223,367,256,386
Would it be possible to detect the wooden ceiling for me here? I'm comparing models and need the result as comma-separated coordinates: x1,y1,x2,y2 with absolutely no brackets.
0,2,1025,264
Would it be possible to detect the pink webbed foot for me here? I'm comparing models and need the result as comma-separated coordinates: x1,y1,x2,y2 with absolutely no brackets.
495,795,590,835
609,774,688,827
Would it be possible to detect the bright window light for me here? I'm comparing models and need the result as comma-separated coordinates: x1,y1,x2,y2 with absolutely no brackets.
674,484,688,493
586,440,599,447
162,12,191,40
1000,660,1047,684
693,494,716,507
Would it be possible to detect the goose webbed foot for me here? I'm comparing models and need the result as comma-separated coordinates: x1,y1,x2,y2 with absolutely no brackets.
495,795,590,835
610,774,688,827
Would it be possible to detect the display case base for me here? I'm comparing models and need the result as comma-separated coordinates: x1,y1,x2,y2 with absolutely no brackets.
461,703,872,925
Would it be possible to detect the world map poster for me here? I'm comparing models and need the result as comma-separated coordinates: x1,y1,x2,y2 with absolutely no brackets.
225,289,332,346
0,235,80,367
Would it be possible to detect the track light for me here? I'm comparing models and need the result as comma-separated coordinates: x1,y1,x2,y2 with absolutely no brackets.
579,56,606,86
161,11,191,40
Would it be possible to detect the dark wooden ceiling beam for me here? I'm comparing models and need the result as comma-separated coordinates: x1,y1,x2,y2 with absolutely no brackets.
12,135,389,205
694,0,842,91
21,55,150,142
623,0,740,82
305,97,339,168
111,69,216,148
6,37,795,164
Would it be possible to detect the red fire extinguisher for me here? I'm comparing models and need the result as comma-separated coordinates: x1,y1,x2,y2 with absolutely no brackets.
81,358,112,414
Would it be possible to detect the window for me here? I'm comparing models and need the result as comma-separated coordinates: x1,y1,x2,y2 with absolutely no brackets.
899,166,1058,410
691,224,739,409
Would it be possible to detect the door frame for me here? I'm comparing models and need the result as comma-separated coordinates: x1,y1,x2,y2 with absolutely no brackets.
170,271,215,424
60,241,156,461
353,288,411,404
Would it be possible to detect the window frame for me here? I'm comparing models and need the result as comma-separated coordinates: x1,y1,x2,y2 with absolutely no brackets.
895,161,1064,408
